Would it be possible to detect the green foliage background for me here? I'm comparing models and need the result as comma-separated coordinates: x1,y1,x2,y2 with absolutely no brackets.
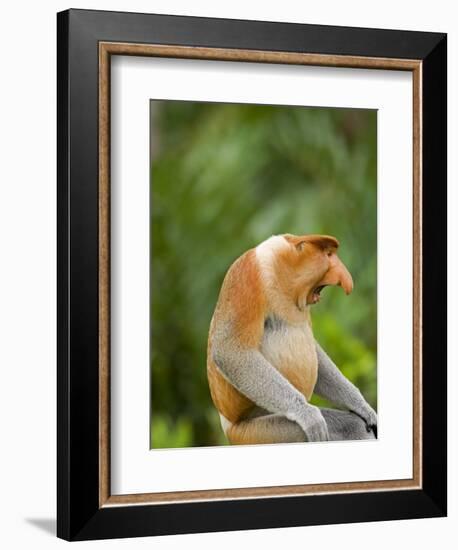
150,101,377,449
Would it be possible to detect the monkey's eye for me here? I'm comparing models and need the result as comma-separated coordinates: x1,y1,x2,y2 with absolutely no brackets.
326,250,333,257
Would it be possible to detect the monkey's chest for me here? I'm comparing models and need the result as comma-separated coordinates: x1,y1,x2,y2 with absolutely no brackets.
260,319,318,400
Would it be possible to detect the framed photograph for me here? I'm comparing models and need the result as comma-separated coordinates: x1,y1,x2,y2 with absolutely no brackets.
57,9,447,541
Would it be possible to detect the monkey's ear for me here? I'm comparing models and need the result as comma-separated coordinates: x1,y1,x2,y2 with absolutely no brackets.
284,234,340,252
295,240,307,252
304,234,340,251
283,234,309,252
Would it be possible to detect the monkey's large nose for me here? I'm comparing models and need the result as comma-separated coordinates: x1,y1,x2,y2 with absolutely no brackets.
322,255,353,295
339,262,354,295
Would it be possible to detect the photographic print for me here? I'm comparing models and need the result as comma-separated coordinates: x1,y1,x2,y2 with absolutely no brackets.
150,100,377,449
58,12,446,539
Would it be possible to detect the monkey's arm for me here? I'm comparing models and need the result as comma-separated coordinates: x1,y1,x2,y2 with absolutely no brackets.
314,342,377,436
213,345,329,442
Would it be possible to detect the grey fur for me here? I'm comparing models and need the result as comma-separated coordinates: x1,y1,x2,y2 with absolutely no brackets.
315,342,377,436
264,315,285,332
320,409,376,440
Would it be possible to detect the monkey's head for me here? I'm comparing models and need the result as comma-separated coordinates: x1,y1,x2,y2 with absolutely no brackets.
276,234,354,308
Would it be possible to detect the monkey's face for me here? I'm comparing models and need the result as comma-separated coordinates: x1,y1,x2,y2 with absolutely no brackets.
281,234,354,308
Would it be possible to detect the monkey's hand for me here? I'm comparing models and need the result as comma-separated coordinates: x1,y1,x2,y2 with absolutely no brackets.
349,402,378,438
292,404,330,442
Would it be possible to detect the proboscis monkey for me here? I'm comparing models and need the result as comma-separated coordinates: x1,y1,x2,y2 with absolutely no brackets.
207,234,377,444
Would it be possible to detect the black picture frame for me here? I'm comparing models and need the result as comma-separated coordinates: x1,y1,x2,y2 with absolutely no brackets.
57,8,447,541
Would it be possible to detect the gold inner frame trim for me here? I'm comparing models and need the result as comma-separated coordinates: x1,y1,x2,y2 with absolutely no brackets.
98,41,422,507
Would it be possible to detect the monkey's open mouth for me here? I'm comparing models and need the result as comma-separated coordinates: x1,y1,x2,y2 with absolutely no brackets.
310,284,327,304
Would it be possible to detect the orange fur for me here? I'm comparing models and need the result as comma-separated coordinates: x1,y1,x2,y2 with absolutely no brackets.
273,238,329,313
207,360,253,423
207,249,266,423
226,416,303,445
213,249,266,346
